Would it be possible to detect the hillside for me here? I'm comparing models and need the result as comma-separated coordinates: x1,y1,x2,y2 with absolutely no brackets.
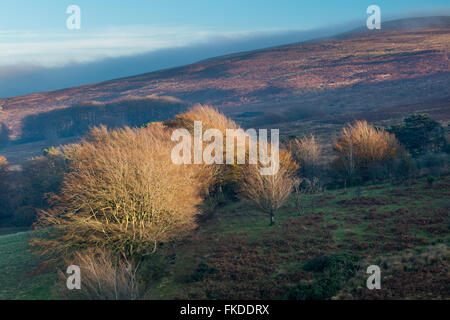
0,16,449,145
1,177,448,299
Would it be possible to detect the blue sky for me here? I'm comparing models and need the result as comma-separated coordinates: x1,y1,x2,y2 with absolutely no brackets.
1,0,449,31
0,1,448,96
1,0,448,66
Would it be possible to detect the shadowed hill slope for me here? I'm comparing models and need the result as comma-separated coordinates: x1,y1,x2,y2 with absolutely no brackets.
19,96,187,143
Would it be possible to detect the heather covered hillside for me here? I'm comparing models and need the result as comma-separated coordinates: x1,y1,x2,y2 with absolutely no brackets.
0,17,449,142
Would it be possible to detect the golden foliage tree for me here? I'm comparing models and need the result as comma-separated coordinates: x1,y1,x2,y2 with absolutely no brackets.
170,105,299,224
166,104,238,134
165,104,245,194
333,120,400,182
32,124,208,260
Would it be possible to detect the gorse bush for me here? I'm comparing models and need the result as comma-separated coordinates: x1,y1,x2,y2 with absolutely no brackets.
32,124,209,260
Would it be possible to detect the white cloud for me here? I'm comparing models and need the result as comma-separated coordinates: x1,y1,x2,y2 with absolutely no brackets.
0,25,237,67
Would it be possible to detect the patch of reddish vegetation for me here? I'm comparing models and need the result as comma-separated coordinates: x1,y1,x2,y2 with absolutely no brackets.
340,245,450,299
183,215,337,299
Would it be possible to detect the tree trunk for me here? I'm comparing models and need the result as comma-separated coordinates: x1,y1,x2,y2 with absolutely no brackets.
270,210,275,225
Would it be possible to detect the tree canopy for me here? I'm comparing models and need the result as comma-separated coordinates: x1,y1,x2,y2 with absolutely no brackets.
389,114,446,156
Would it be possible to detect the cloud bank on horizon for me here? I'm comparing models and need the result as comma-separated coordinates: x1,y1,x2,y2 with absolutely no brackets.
0,0,448,98
0,24,360,97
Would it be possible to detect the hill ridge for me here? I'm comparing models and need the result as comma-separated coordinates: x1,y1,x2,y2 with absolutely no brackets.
0,16,449,140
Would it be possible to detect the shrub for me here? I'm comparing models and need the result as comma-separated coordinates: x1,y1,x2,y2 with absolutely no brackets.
287,277,341,300
416,152,450,177
391,149,417,182
302,253,360,278
0,149,74,227
63,248,141,300
32,124,209,260
191,261,218,282
42,146,56,156
333,120,401,184
138,253,172,285
288,253,361,300
389,113,447,157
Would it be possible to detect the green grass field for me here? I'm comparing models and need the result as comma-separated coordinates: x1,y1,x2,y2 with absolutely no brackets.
0,230,58,299
1,177,448,299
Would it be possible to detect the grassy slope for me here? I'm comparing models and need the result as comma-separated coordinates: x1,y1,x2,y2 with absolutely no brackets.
0,230,58,299
0,177,448,299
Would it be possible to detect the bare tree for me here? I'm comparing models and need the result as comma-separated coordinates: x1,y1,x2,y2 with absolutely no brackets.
342,134,356,189
293,177,323,215
240,151,298,225
62,248,141,300
288,135,322,178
